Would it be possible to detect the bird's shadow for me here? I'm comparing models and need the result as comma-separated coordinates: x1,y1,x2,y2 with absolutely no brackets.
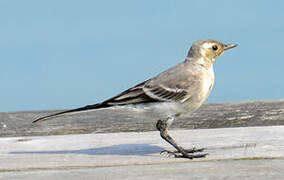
9,144,164,156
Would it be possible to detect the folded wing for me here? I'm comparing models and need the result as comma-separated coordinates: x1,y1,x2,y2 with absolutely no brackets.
33,80,190,123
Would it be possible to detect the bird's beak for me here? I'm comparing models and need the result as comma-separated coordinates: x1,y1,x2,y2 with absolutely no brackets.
223,43,238,51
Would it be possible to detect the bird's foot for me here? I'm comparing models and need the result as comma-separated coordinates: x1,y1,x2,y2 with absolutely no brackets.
161,147,205,154
174,153,208,159
161,147,208,159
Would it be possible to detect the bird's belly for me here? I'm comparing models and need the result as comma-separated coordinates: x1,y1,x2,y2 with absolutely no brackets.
123,102,185,118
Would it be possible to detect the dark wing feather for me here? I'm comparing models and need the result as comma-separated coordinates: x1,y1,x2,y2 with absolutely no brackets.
100,81,189,105
33,80,190,123
143,85,189,102
100,81,158,105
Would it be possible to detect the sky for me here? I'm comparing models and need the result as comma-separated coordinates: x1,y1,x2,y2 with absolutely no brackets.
0,0,283,112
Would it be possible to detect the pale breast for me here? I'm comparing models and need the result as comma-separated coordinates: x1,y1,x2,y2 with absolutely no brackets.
180,65,215,116
200,66,215,100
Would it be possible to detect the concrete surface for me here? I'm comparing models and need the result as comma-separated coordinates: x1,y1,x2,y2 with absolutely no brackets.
1,159,284,180
1,126,284,179
1,99,284,137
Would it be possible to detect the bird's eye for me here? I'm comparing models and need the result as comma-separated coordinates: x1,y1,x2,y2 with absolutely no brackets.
212,45,218,51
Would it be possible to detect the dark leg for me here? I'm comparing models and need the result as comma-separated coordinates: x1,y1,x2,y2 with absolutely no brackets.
156,119,208,159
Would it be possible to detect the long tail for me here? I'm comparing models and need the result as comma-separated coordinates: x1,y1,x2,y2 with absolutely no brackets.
33,80,155,123
33,102,110,123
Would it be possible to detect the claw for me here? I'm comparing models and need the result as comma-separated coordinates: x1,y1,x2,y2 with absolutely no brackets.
184,147,206,153
160,150,176,158
175,153,209,159
163,147,206,154
160,148,208,159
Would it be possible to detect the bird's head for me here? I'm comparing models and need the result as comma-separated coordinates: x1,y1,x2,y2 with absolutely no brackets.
187,39,237,65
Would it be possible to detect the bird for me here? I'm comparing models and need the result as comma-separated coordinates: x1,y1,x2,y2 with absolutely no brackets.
33,39,237,159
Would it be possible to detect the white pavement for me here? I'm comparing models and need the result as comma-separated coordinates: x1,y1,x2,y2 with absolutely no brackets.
1,126,284,179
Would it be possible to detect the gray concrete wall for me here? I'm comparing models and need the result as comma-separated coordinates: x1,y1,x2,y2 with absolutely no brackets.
1,99,284,137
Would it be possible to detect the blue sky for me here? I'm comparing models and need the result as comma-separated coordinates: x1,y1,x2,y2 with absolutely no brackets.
0,0,283,112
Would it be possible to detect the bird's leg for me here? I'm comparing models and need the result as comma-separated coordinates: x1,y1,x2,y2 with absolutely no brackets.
156,119,208,159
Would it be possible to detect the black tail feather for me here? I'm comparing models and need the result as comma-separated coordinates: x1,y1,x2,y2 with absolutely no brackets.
33,80,157,123
32,102,110,123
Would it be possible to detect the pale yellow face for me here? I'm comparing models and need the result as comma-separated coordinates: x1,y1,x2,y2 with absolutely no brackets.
200,40,225,62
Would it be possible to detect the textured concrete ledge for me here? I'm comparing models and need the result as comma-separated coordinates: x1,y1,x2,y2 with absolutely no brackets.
1,99,284,137
0,126,284,179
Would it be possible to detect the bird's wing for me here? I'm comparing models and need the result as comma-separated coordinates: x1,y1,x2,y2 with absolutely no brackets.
94,80,190,106
105,62,197,105
143,84,189,102
33,62,196,123
33,80,190,123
